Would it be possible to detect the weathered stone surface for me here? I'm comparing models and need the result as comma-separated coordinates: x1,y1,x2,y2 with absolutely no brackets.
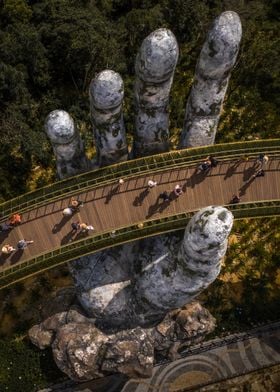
45,110,89,178
52,322,108,381
102,327,154,378
29,300,214,381
69,207,232,330
89,70,128,166
134,206,233,314
180,11,242,147
154,301,216,359
133,28,179,157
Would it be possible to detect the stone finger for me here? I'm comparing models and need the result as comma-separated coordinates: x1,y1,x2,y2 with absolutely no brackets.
133,28,179,157
45,109,90,179
179,11,242,148
89,70,128,167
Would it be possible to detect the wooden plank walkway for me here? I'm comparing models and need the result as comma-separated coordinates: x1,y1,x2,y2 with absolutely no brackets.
0,158,279,271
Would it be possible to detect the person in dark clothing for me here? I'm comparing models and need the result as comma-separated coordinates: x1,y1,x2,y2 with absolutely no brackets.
255,169,265,177
198,161,211,172
159,191,170,202
69,198,84,212
71,221,80,233
209,156,219,168
17,239,34,250
231,194,241,204
0,222,13,232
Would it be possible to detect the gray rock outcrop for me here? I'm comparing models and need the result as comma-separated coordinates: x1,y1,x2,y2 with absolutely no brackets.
45,110,89,179
180,11,242,148
29,299,215,381
133,28,179,157
89,70,128,166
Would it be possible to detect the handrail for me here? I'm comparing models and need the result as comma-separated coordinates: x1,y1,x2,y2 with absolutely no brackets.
0,139,279,222
0,199,279,290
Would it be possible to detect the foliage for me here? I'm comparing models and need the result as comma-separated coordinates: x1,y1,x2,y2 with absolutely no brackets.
0,338,64,391
0,1,279,200
201,217,280,334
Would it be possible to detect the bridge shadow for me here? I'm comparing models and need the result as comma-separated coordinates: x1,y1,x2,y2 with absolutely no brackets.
10,249,24,264
239,176,256,197
133,188,150,207
0,230,11,244
105,185,120,204
60,230,76,245
224,160,241,180
0,253,11,266
146,195,171,218
243,165,256,182
184,168,207,190
52,214,74,234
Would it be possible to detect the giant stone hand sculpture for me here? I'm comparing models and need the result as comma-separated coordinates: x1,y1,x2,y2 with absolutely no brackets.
29,11,241,381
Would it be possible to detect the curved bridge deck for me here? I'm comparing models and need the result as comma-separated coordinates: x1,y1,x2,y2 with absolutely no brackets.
0,140,279,289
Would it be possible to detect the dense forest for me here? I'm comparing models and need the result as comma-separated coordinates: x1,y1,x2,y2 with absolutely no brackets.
0,0,279,200
0,1,279,390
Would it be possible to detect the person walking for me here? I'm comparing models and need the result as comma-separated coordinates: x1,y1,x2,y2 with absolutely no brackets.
17,239,34,250
231,194,241,204
159,191,170,202
174,184,183,196
254,169,265,178
208,156,219,168
148,179,157,188
0,222,13,232
1,244,16,254
71,221,80,233
9,213,22,226
62,207,73,216
198,160,211,172
69,197,84,212
80,223,94,234
256,153,269,167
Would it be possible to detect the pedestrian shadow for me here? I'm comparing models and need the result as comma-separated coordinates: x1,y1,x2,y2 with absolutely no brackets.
146,196,161,218
0,230,11,243
105,185,120,204
239,176,256,197
185,168,207,189
10,249,24,264
61,231,75,245
52,214,73,234
0,253,11,266
133,188,149,206
224,161,240,180
158,200,171,213
243,165,255,182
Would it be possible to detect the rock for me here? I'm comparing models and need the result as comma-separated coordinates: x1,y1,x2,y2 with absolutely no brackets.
89,70,128,166
180,11,242,147
52,322,108,381
102,327,154,378
154,301,216,359
45,110,90,178
133,28,179,157
29,300,214,381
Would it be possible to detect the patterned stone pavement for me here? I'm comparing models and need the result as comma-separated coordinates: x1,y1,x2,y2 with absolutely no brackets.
120,322,280,392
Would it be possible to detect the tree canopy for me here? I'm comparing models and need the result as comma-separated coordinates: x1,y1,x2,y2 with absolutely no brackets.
0,0,279,199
